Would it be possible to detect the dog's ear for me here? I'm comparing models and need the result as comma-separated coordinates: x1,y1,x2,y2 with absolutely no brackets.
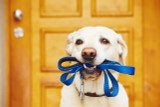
65,31,77,56
117,34,128,65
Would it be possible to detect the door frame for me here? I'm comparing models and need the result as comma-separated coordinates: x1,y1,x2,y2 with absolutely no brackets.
0,0,6,106
143,0,160,106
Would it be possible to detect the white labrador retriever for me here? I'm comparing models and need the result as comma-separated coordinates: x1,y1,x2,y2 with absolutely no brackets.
60,26,128,107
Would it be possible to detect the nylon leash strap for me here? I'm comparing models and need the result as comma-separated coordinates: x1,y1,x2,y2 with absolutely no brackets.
57,56,135,97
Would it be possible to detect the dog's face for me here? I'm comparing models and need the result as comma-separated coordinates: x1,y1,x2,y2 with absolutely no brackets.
66,27,127,80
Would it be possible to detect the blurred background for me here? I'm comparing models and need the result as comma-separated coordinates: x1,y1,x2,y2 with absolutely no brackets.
0,0,160,107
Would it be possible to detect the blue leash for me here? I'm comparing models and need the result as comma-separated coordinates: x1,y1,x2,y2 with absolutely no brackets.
57,56,135,97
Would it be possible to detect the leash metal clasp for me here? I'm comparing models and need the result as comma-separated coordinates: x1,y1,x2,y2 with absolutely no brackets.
80,76,84,101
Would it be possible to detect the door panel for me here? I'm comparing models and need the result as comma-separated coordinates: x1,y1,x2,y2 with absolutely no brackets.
40,28,74,72
92,0,133,16
40,0,82,17
41,82,62,107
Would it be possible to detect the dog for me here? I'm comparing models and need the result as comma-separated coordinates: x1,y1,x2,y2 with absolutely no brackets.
60,26,128,107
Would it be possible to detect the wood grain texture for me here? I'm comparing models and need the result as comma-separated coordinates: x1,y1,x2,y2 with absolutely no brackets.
143,0,160,106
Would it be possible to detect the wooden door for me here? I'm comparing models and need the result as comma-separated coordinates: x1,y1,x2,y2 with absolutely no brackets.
7,0,143,107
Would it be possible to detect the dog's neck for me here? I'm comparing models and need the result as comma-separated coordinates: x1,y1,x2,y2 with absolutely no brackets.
74,70,119,95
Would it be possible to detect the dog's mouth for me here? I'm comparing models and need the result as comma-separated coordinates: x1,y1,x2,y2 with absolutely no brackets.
82,64,102,80
81,60,110,80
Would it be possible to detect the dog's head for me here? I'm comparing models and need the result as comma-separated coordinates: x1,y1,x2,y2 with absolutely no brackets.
66,26,127,80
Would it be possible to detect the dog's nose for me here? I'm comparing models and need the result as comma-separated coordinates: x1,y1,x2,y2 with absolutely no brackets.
82,48,96,61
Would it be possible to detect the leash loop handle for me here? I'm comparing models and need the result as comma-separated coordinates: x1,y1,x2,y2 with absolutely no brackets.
103,69,119,97
58,57,83,86
58,56,82,71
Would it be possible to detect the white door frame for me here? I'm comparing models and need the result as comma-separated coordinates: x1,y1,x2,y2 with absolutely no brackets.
0,0,6,106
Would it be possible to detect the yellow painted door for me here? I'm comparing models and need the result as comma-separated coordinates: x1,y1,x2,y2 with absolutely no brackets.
31,0,143,107
6,0,143,107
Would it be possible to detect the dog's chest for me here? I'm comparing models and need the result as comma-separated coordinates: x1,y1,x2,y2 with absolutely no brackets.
82,96,109,107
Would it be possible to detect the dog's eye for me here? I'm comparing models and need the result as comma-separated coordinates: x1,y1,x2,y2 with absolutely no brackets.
75,39,83,45
100,38,110,44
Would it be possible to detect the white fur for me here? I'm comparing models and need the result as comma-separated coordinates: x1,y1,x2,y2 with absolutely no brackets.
60,26,128,107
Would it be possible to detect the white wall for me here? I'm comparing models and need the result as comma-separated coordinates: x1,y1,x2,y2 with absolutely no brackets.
0,0,6,106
